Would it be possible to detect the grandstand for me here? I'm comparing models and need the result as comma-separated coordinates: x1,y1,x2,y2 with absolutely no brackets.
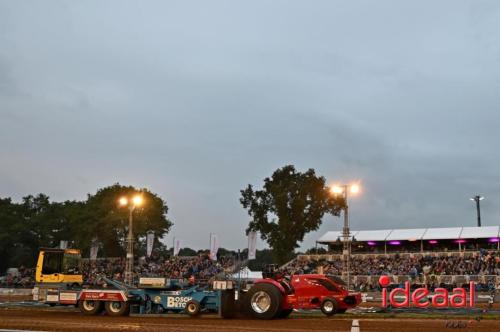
317,225,500,253
282,225,500,292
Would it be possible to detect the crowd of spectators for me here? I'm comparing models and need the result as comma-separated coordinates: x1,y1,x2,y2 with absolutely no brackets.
1,254,236,288
2,250,499,291
283,250,499,291
0,266,35,288
83,253,235,284
286,250,499,276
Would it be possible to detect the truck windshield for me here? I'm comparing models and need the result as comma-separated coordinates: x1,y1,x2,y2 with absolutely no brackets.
63,253,81,275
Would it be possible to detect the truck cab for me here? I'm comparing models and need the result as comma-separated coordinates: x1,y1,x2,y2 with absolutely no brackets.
35,248,83,285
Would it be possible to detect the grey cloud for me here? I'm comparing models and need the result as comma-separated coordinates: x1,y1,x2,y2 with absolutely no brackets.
1,0,499,250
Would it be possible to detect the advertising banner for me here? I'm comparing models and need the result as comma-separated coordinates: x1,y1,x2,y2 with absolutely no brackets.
173,238,182,256
146,231,154,257
209,233,219,261
90,238,99,261
247,231,257,260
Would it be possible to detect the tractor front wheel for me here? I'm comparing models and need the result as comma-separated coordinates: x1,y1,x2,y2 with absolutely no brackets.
320,297,338,316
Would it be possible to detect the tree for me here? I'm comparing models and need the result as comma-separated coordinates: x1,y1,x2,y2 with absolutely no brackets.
81,184,173,257
0,198,23,271
0,184,173,272
240,165,345,264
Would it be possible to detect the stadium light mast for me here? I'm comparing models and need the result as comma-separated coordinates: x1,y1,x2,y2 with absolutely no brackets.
469,195,484,227
330,183,360,291
119,194,144,286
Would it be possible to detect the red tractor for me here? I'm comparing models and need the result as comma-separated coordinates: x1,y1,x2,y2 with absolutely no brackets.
241,265,361,319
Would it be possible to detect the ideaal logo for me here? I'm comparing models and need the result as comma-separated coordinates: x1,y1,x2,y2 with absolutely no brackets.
166,296,192,308
379,275,475,308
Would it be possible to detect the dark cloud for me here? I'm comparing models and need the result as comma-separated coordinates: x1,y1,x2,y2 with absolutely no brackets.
1,1,499,250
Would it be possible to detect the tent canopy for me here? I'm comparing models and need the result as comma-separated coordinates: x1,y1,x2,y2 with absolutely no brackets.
386,228,427,241
317,225,499,244
460,226,499,239
317,231,354,243
422,227,462,240
354,230,392,241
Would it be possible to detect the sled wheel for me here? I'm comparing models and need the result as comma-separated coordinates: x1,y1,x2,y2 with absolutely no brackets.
78,300,103,315
185,300,201,316
104,301,130,316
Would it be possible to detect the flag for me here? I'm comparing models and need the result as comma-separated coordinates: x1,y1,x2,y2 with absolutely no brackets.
209,233,219,261
146,231,154,257
247,231,257,260
173,238,182,256
90,238,99,261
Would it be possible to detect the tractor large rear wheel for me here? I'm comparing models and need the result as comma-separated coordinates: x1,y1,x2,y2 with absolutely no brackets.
245,283,283,320
220,290,236,318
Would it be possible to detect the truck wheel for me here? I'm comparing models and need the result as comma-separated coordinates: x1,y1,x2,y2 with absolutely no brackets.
321,297,338,316
220,290,235,319
246,283,283,320
78,300,103,315
278,308,293,318
185,300,201,316
104,301,130,316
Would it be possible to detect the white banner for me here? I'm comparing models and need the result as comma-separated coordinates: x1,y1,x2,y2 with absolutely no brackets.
173,238,182,256
247,231,257,260
59,240,68,250
146,231,154,257
209,233,219,261
90,238,99,261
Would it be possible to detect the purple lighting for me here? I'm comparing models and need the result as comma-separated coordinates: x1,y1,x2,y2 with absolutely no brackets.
455,239,467,244
429,240,438,244
489,238,500,243
367,241,376,246
388,241,401,245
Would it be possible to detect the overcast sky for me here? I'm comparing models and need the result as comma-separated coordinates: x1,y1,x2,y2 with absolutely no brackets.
1,1,499,251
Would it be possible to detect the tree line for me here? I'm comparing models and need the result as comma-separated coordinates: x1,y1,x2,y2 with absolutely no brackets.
0,184,172,272
0,164,345,271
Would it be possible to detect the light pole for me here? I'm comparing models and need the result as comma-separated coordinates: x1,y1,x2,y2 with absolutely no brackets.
469,195,484,227
119,194,144,285
331,183,360,291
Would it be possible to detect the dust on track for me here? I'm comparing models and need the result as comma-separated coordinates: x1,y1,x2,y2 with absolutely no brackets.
0,308,498,332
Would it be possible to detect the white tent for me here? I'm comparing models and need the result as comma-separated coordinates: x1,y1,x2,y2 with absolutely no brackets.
317,231,354,242
231,267,262,280
385,228,427,241
422,227,462,240
318,225,500,244
353,229,392,242
459,226,499,239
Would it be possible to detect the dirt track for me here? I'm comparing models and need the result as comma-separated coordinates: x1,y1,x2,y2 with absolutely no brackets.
0,308,499,332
